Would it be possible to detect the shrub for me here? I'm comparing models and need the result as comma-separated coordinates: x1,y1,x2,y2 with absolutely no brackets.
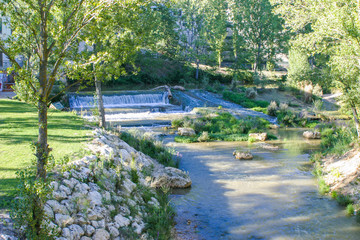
347,204,355,215
267,101,278,116
11,168,56,239
318,178,330,195
198,131,210,142
245,88,257,99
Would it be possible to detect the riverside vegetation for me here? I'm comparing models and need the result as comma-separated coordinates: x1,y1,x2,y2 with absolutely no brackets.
172,110,277,143
310,124,360,217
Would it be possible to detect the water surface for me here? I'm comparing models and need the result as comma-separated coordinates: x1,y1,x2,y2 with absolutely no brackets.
169,129,360,240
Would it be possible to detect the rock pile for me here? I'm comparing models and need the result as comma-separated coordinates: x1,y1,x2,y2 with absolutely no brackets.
17,129,191,240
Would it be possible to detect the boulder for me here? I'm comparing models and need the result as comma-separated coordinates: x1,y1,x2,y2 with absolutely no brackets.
92,229,110,240
55,214,74,227
178,128,196,136
249,133,267,141
114,214,130,228
233,151,253,160
88,191,102,208
303,131,321,139
151,167,192,188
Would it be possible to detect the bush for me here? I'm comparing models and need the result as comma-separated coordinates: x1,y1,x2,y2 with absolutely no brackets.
11,168,56,239
267,101,278,116
245,88,257,99
198,131,210,142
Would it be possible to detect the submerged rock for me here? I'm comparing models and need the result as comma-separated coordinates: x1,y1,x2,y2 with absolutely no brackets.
249,133,267,141
303,131,321,139
233,151,253,160
255,143,279,151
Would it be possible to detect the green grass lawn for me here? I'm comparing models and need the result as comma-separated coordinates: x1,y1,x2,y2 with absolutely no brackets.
0,99,92,209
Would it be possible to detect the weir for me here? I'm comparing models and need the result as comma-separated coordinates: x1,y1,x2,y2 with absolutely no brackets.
69,91,170,109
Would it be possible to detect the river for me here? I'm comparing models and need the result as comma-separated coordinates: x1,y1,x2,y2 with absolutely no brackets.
168,129,360,240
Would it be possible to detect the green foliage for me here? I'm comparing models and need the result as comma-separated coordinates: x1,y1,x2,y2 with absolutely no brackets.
223,91,270,108
251,107,268,114
144,187,175,240
11,168,56,239
318,179,330,195
233,70,255,84
173,112,270,142
346,204,355,216
118,131,179,168
320,127,356,156
331,191,354,207
272,0,360,135
231,0,287,71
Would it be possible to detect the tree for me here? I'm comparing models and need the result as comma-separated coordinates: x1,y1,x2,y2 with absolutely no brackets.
177,0,208,79
0,1,108,235
271,0,360,138
231,0,285,73
73,1,154,127
202,0,228,68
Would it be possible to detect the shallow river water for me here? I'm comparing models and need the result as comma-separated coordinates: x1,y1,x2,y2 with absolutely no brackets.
168,129,360,240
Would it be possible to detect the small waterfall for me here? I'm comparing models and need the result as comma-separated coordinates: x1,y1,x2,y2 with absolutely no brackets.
69,92,169,109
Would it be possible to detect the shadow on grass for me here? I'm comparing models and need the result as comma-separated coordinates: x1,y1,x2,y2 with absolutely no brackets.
0,178,18,209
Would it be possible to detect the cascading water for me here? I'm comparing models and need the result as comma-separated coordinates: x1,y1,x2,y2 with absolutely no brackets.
69,91,169,109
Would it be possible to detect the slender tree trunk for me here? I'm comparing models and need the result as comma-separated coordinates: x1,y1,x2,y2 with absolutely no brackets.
94,72,106,128
218,50,222,69
36,97,49,180
254,42,262,74
351,106,360,139
195,58,199,80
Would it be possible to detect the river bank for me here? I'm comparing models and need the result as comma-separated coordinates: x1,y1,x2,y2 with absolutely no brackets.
318,148,360,214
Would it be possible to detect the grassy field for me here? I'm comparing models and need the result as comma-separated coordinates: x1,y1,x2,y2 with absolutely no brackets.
0,99,91,209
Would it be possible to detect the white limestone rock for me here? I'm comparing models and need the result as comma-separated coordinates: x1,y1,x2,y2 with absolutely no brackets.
249,133,268,141
92,229,110,240
88,191,102,208
55,214,74,227
151,167,192,188
108,226,120,238
84,225,96,237
114,214,130,228
47,200,69,215
178,127,196,136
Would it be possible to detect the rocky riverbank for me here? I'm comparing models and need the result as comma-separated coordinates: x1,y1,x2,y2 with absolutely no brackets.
2,128,191,240
320,148,360,212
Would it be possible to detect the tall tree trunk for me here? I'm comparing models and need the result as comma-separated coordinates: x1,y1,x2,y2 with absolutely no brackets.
35,93,48,236
351,106,360,139
36,97,49,180
95,73,106,128
195,58,199,80
254,42,262,74
218,50,222,69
